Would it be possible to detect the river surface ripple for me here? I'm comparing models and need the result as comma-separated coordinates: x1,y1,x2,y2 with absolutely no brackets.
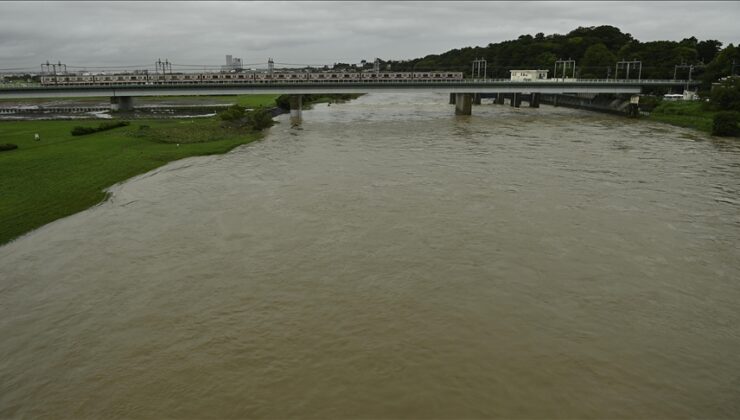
1,93,740,418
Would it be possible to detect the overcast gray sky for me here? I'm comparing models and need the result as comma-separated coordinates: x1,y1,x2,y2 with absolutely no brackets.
1,1,738,71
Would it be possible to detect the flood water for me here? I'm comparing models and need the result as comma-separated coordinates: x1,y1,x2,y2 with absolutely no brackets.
1,93,739,418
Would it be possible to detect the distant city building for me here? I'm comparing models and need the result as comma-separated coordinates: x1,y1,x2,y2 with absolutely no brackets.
222,55,243,72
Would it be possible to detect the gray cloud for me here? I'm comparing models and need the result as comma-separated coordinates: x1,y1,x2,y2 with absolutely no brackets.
1,1,738,71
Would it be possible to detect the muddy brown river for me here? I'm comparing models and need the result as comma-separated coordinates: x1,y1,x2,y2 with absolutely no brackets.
1,93,739,418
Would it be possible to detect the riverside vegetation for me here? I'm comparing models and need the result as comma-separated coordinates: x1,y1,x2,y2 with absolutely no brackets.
647,76,740,136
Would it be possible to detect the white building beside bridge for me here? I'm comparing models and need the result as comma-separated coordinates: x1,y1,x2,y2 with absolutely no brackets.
510,70,548,81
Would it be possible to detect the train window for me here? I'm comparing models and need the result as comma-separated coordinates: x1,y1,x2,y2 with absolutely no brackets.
212,75,218,79
238,75,244,79
383,74,390,78
343,74,350,78
130,76,137,80
318,74,325,79
331,74,338,78
371,74,377,78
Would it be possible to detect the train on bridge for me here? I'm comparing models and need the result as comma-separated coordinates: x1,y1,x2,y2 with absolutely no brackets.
40,71,465,86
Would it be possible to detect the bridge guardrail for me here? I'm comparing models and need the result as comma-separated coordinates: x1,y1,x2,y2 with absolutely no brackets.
0,79,696,90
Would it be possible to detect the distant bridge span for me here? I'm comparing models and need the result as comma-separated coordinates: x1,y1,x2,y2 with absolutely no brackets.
0,79,696,116
0,79,694,97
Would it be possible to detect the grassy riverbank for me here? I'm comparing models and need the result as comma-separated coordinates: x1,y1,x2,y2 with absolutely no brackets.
0,116,270,245
647,101,716,134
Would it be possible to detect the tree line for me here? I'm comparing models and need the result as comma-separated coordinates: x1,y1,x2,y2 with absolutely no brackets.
380,26,738,92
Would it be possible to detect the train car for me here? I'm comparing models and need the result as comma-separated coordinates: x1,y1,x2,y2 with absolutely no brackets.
40,70,465,86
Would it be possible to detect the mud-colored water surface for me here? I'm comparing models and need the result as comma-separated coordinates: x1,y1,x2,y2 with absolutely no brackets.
1,93,739,418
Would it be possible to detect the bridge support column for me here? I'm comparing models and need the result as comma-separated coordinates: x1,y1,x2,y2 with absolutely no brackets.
472,93,482,105
454,93,472,115
495,94,505,105
289,94,302,125
529,93,540,108
449,93,456,104
510,93,521,108
110,96,134,112
627,95,640,118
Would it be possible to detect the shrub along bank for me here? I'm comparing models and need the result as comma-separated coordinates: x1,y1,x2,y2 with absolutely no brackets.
71,121,130,136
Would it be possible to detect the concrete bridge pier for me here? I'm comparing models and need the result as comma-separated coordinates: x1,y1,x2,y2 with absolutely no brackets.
510,93,522,108
454,93,472,115
495,94,505,105
289,94,303,125
529,93,540,108
449,93,456,104
472,93,482,105
110,96,134,112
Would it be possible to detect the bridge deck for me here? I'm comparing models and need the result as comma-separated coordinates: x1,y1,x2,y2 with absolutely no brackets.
0,79,695,99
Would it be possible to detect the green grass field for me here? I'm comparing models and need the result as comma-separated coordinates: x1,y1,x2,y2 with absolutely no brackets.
0,115,273,245
648,101,716,134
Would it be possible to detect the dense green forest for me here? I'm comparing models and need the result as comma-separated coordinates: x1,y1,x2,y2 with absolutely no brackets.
377,26,738,92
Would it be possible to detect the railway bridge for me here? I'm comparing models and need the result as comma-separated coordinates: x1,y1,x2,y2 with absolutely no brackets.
0,79,696,119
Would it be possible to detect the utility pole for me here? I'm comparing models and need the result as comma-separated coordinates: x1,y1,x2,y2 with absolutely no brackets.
155,59,171,81
43,60,66,84
616,59,641,80
673,62,695,91
472,58,487,79
554,59,575,81
673,62,693,81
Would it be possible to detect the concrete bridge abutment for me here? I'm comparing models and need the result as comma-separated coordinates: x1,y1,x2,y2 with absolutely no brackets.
110,96,134,112
472,93,482,105
289,94,303,125
454,93,472,115
529,93,540,108
510,93,522,108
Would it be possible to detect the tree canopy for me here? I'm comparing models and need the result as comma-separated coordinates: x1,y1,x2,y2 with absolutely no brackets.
383,25,739,91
